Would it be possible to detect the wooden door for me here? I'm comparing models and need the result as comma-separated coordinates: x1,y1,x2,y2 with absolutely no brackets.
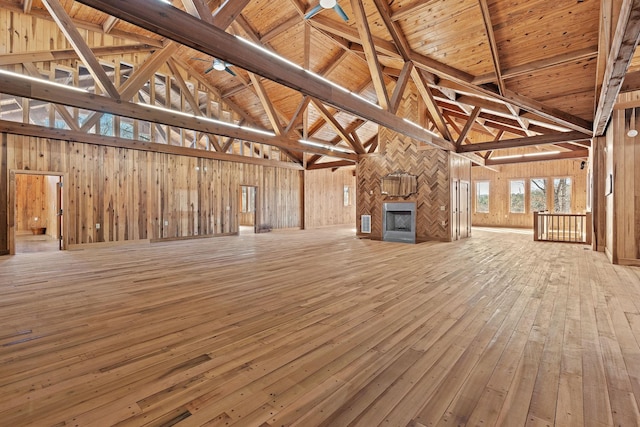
57,178,63,250
452,180,460,240
460,181,470,238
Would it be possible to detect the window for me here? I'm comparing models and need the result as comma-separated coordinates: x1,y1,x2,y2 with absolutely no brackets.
476,181,489,213
509,180,525,213
553,178,572,213
343,186,351,207
530,178,547,212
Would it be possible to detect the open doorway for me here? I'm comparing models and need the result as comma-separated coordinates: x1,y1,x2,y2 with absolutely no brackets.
11,171,66,254
239,185,257,234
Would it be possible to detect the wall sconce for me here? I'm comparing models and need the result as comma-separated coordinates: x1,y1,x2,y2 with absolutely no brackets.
627,129,638,137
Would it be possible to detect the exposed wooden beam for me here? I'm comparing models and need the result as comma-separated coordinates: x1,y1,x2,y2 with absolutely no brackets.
0,44,156,66
593,0,640,135
389,61,413,115
472,46,599,85
0,71,355,160
80,42,179,132
389,0,439,21
221,118,245,152
308,15,399,58
478,0,505,95
456,106,481,148
0,119,303,170
443,113,474,146
285,96,310,135
306,119,366,166
248,73,285,135
261,14,300,44
349,0,390,111
181,0,213,23
166,58,224,151
621,70,640,92
307,160,356,170
211,0,251,29
372,0,412,61
22,0,32,13
0,0,164,47
456,151,486,166
74,0,454,151
41,0,121,100
22,62,81,132
410,52,593,134
411,67,454,141
172,57,256,126
310,98,364,154
595,0,614,109
458,131,592,153
485,149,589,166
102,15,119,33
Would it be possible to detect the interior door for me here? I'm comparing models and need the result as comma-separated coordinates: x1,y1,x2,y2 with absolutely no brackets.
452,180,460,240
57,178,63,250
460,181,470,238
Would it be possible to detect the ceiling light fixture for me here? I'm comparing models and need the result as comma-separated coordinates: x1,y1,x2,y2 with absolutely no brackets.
320,0,336,8
213,59,226,71
627,129,638,137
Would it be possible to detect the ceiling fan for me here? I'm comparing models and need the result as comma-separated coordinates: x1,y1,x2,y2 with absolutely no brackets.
304,0,349,21
192,57,236,76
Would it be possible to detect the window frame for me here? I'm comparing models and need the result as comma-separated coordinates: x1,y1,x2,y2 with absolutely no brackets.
529,178,548,213
509,179,526,214
475,180,490,213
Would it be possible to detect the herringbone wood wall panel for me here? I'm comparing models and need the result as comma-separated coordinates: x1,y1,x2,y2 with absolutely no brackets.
356,91,451,242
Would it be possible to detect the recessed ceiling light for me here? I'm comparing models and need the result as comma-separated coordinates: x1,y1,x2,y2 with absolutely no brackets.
627,129,638,137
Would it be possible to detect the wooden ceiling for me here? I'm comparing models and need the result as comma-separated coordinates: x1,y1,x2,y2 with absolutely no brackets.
0,0,639,168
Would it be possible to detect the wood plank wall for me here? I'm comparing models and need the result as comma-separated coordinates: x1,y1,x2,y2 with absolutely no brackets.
304,168,356,228
356,88,451,242
471,159,588,228
605,90,640,265
0,133,302,251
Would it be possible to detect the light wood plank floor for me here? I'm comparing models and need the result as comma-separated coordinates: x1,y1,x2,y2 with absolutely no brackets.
1,226,640,426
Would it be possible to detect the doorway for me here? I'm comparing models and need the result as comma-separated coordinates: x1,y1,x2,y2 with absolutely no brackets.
10,171,66,254
239,185,257,234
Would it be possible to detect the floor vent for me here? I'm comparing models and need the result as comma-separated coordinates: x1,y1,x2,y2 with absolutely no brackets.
361,215,371,233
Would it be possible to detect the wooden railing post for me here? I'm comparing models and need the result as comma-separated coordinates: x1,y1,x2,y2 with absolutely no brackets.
586,212,593,245
533,211,539,241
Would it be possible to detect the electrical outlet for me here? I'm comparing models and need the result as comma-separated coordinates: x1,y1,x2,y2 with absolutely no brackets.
440,205,445,211
95,223,100,230
164,220,169,226
441,220,446,226
226,206,230,211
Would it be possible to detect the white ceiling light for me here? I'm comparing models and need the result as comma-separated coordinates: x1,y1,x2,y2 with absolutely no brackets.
627,129,638,137
320,0,336,8
213,59,226,71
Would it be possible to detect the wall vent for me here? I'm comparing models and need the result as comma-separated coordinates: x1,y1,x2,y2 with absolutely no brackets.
361,214,371,233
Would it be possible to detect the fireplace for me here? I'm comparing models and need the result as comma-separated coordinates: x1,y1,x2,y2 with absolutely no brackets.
383,202,416,243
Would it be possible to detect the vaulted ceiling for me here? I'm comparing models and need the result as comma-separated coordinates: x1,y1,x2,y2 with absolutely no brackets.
0,0,639,168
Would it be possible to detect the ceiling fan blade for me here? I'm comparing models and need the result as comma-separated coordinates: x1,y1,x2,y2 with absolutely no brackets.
204,66,214,74
304,4,323,20
191,57,210,62
224,66,236,77
333,4,349,21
